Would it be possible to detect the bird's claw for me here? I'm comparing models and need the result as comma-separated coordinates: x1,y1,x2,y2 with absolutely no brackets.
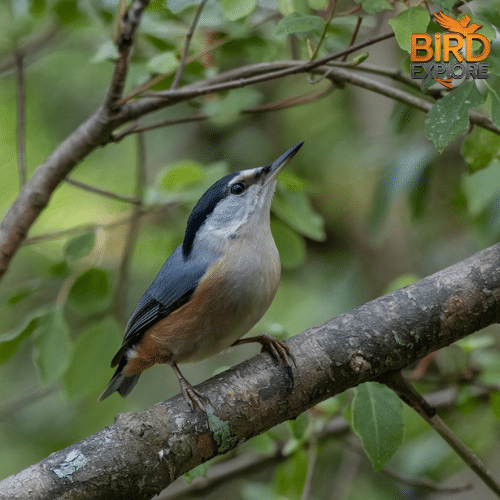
232,334,296,388
179,380,210,412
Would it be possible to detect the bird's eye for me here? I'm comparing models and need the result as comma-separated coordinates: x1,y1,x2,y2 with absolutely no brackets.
230,182,245,195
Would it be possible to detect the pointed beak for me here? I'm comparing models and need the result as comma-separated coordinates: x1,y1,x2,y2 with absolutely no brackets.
262,141,304,187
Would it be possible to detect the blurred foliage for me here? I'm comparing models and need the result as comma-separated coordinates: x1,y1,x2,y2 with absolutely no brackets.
1,0,500,498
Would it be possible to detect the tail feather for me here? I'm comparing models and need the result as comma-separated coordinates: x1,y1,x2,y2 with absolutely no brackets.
98,364,140,401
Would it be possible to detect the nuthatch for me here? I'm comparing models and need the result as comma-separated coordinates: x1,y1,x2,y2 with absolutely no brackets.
99,142,303,410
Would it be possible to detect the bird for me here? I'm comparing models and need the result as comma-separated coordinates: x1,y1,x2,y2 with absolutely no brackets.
99,142,304,411
434,11,482,37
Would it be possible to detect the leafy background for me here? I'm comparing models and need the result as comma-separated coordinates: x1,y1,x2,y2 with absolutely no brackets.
1,0,500,498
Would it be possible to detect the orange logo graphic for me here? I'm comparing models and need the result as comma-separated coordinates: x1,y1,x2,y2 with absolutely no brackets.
410,11,490,89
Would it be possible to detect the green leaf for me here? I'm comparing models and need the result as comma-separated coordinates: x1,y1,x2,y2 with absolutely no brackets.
368,143,435,230
0,309,45,363
490,88,500,127
456,334,495,354
48,261,70,276
351,382,404,471
147,51,179,74
91,40,119,64
275,13,324,36
62,317,122,398
490,391,500,420
203,87,262,126
433,0,456,11
308,0,327,9
33,307,72,383
272,187,326,241
5,280,41,306
461,126,500,173
462,159,500,216
160,161,205,191
220,0,256,21
287,412,308,440
63,232,96,261
274,448,308,497
277,0,302,16
271,218,306,269
54,0,81,24
384,273,420,294
388,7,430,53
67,268,110,314
167,0,202,14
425,82,485,153
355,0,392,15
29,0,46,17
184,462,210,483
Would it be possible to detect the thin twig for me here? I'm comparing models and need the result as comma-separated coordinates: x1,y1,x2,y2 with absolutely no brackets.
380,466,472,493
120,35,231,104
301,411,318,500
115,84,334,142
170,0,208,90
104,0,150,110
112,114,209,142
318,64,500,134
326,60,420,90
64,177,141,204
331,436,362,500
341,16,362,62
129,32,396,103
336,4,362,16
112,131,146,320
381,371,500,497
243,84,334,113
311,0,337,61
15,51,26,187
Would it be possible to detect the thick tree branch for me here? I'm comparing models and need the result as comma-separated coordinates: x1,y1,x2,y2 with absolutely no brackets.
1,242,499,500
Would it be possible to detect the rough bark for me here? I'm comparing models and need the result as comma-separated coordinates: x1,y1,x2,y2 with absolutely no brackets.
1,242,499,500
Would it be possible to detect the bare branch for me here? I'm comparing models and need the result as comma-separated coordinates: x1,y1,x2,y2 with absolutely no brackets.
381,371,500,497
112,114,209,142
341,16,362,62
104,0,150,110
14,52,26,187
301,411,318,500
170,0,208,90
63,177,141,204
1,242,499,500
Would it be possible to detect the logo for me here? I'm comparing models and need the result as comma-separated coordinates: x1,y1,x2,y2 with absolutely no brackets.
410,11,490,88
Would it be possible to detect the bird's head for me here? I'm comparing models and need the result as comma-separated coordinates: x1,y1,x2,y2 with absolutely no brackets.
182,141,304,258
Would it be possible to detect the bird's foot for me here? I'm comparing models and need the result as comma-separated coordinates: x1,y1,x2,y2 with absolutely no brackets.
179,380,210,412
171,362,210,412
232,334,296,387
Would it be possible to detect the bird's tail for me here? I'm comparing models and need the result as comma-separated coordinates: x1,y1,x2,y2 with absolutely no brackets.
98,363,140,402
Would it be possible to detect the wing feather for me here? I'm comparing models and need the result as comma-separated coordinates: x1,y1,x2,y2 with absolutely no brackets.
111,245,215,366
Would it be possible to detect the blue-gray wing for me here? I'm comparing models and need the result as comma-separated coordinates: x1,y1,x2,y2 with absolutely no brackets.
110,245,213,367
